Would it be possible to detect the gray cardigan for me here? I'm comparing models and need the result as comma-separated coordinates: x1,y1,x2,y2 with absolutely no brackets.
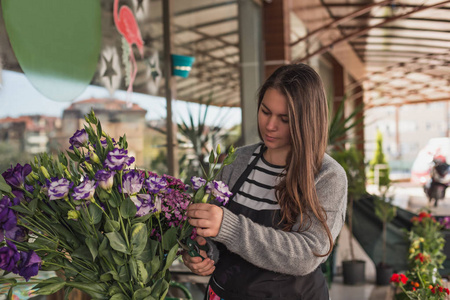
209,143,348,277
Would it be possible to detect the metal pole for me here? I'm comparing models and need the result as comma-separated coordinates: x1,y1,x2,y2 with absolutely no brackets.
163,0,178,176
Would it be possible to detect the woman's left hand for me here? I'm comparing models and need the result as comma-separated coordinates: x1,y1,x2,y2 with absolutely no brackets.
187,203,223,237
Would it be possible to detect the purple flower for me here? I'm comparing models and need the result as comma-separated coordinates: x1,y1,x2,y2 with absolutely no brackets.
69,129,88,149
100,138,116,148
190,176,206,190
48,178,73,201
0,196,18,242
121,171,143,195
2,163,32,190
5,225,27,242
145,175,168,194
104,148,135,171
209,180,233,205
95,170,115,192
131,194,156,217
17,250,41,281
72,179,98,201
0,240,20,273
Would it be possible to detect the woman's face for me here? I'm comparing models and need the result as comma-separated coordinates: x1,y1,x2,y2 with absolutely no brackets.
258,88,291,153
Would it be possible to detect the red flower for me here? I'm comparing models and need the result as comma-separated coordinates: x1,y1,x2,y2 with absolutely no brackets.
400,274,408,284
418,212,430,219
445,288,450,295
390,273,408,284
439,286,443,292
412,287,416,291
415,253,425,263
432,288,436,294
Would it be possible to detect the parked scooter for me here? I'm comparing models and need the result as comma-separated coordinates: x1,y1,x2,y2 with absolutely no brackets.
424,156,450,207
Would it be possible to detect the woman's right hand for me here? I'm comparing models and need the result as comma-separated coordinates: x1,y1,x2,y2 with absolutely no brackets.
182,236,215,276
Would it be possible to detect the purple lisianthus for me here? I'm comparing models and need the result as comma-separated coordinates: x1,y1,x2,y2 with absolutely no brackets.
48,178,73,201
5,225,27,242
17,250,41,281
104,148,135,171
100,138,116,148
72,179,98,201
131,194,156,217
0,240,20,273
0,196,18,242
95,170,116,192
209,180,233,205
69,129,88,149
190,176,206,190
145,175,168,194
120,170,143,195
2,163,32,190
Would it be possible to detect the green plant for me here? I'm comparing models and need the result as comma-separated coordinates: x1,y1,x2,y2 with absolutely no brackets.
327,95,364,151
368,130,390,186
331,146,366,262
391,211,448,299
373,186,397,266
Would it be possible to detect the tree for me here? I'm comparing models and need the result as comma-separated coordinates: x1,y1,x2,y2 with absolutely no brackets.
369,130,390,186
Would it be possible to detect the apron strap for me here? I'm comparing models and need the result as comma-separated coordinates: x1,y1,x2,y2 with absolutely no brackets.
227,144,266,206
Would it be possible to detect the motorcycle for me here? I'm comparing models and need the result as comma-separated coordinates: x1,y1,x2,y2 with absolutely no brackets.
424,157,450,207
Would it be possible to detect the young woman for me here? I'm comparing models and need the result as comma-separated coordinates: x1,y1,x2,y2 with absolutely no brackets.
183,63,348,300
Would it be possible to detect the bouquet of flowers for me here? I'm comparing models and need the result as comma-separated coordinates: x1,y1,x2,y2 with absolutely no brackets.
0,110,236,300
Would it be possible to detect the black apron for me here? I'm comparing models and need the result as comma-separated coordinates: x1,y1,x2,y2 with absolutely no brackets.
209,146,329,300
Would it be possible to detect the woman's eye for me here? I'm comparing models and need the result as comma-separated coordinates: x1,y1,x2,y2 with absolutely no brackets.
261,110,270,115
281,118,289,123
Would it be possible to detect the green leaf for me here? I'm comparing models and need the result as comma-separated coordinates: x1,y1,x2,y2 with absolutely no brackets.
131,213,151,224
162,227,178,251
118,265,130,282
136,240,153,263
105,219,121,232
7,286,13,300
130,223,147,255
193,186,205,203
0,278,17,285
28,198,38,214
120,197,137,218
35,282,66,295
0,174,12,194
106,232,130,254
108,194,120,208
100,271,113,282
66,150,80,162
129,258,148,284
10,204,32,215
133,287,153,300
151,278,169,300
149,255,161,277
88,202,103,224
112,250,126,266
64,282,108,300
209,150,215,164
110,294,128,300
85,236,98,261
163,244,179,273
108,284,122,296
72,245,93,261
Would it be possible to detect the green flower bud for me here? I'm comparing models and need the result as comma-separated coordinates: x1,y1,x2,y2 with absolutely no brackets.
40,166,50,179
216,144,221,155
67,210,80,221
89,152,101,165
84,162,94,174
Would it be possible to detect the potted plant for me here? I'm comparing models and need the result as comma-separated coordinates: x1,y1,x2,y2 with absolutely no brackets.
373,185,396,285
331,146,367,285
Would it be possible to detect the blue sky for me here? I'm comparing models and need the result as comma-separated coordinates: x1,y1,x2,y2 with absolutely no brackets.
0,70,241,128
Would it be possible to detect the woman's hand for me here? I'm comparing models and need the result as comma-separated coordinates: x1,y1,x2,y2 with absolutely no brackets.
182,236,215,276
187,203,223,237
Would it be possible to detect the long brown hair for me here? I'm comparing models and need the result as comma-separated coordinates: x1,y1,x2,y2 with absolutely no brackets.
257,63,332,257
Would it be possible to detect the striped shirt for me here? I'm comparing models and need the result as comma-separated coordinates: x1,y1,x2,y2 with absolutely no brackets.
233,145,285,212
